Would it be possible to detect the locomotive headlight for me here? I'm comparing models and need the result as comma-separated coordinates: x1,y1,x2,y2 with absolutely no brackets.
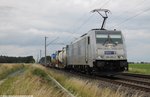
98,56,101,59
118,55,124,59
120,56,124,59
97,55,104,59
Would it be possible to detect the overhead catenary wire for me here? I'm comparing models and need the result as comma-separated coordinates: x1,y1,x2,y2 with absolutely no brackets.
47,1,149,49
46,37,66,56
46,0,114,54
108,0,149,29
0,47,8,56
61,1,112,45
46,37,59,46
99,0,112,8
71,0,112,35
63,0,150,49
111,0,147,19
62,0,113,45
113,7,150,28
72,14,94,34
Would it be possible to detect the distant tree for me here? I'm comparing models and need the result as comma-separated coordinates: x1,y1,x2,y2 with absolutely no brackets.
39,56,51,64
0,55,35,63
0,56,7,63
26,56,35,63
140,62,144,64
128,62,135,64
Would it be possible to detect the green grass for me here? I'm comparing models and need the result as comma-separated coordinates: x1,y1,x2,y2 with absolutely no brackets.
129,64,150,75
0,64,146,97
47,67,143,97
0,63,24,80
0,64,70,97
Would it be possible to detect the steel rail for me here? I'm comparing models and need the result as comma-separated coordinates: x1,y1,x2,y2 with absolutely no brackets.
120,73,150,79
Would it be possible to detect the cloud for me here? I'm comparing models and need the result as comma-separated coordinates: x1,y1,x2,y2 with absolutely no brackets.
0,0,150,62
0,45,39,57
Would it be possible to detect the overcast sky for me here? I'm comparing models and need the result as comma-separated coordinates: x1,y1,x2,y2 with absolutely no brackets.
0,0,150,62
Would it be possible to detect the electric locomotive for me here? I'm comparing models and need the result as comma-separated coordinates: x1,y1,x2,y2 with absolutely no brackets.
53,9,128,75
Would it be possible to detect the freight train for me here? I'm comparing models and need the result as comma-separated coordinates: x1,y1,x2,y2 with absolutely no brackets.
49,9,128,75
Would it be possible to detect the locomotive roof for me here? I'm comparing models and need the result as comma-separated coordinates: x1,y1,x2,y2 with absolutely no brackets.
70,29,122,44
91,29,121,32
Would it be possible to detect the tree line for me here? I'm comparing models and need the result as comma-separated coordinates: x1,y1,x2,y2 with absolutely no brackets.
39,56,51,64
0,55,35,63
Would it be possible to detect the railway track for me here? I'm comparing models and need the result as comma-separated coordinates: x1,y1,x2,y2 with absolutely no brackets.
89,74,150,93
100,76,150,93
120,72,150,79
66,70,150,93
112,73,150,93
116,73,150,86
49,68,150,93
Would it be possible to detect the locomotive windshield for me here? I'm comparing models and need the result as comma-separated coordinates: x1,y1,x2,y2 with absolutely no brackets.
96,33,123,44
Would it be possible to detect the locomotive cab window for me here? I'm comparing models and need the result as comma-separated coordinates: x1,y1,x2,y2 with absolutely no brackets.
109,34,123,44
96,34,107,44
96,33,123,44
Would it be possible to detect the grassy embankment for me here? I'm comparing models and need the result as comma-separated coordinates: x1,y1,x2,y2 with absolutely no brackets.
129,64,150,75
0,64,71,97
0,64,144,97
47,67,144,97
0,63,24,80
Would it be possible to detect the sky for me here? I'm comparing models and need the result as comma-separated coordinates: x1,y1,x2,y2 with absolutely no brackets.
0,0,150,62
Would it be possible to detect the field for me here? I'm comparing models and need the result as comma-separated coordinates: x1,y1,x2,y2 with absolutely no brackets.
0,63,145,97
129,64,150,75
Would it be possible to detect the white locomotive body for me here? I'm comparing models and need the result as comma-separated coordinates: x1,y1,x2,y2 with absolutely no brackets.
65,29,128,73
